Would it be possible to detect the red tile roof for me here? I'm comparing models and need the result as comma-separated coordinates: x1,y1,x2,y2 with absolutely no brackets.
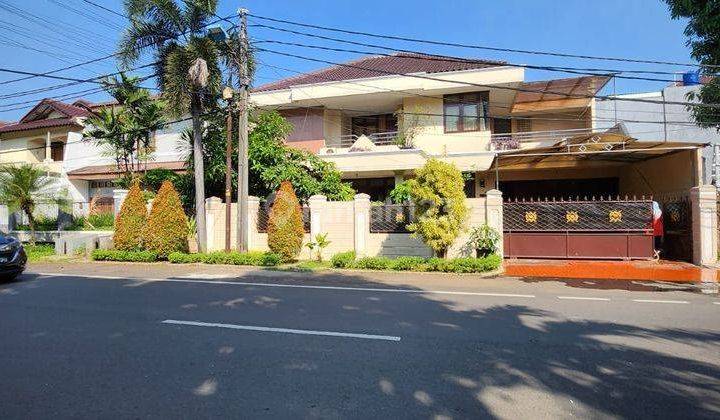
0,99,92,135
253,53,505,92
67,161,187,179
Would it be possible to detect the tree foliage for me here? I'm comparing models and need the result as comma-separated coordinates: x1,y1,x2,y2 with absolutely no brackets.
145,180,189,256
407,159,468,258
114,180,147,251
249,111,354,201
84,73,165,176
267,181,305,262
0,164,69,243
665,0,720,130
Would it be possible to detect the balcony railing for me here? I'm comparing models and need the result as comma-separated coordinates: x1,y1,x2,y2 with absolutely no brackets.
338,131,401,148
489,128,593,151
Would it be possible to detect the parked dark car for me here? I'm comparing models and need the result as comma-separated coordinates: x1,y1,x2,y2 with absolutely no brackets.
0,234,26,282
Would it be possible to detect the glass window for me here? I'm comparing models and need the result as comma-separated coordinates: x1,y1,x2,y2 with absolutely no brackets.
444,92,488,132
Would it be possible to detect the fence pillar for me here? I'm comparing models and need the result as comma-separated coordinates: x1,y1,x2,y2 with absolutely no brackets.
690,185,717,266
486,189,504,258
308,195,327,256
112,189,128,216
354,193,371,257
0,204,8,233
247,196,260,250
204,197,223,252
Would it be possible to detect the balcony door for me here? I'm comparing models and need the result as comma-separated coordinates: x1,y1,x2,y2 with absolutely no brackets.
351,114,397,136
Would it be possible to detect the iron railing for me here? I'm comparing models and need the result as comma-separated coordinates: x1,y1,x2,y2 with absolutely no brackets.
370,204,415,233
489,128,594,151
503,198,653,232
338,131,401,148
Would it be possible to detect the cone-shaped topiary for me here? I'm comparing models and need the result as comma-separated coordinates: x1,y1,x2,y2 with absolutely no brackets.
267,181,304,262
145,180,189,257
114,180,147,251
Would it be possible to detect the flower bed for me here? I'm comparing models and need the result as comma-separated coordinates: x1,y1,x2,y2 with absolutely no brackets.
330,251,502,274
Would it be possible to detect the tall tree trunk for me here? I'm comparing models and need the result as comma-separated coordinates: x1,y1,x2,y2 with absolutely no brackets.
23,204,36,246
191,96,207,253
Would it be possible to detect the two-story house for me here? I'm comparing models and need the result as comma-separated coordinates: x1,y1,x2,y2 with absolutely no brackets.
251,53,706,203
0,98,188,216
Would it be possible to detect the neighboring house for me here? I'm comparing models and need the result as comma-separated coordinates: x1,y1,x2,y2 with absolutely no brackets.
251,53,706,203
594,81,720,184
0,98,188,216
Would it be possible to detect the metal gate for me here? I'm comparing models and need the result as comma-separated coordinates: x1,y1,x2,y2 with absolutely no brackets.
658,194,692,262
503,198,654,259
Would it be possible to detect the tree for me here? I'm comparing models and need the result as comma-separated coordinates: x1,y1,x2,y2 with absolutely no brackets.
249,111,355,201
84,73,165,178
0,164,68,244
119,0,223,253
665,0,720,130
145,180,188,256
267,181,304,262
114,180,147,251
407,159,468,258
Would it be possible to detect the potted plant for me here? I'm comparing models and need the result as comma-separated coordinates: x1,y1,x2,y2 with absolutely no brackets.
467,224,500,258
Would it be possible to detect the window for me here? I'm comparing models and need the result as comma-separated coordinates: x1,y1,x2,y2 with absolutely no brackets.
444,92,488,133
516,119,533,133
50,141,64,162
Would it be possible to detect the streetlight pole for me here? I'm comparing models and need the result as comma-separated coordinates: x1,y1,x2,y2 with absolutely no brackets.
236,8,249,252
222,86,234,252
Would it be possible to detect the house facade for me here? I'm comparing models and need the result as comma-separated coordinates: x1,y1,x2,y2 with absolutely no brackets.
251,53,713,262
0,98,188,216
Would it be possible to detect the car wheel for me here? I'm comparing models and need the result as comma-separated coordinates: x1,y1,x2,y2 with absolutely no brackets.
0,273,19,283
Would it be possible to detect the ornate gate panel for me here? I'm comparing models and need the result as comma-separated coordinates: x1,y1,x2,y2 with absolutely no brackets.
658,195,692,262
503,198,654,259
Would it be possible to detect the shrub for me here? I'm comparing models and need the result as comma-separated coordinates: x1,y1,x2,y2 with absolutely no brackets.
443,255,502,273
352,256,392,270
114,180,147,251
407,159,468,258
91,249,158,262
167,251,281,266
425,257,451,272
267,181,304,262
330,251,356,268
467,224,501,257
390,256,427,271
85,212,115,230
144,181,188,257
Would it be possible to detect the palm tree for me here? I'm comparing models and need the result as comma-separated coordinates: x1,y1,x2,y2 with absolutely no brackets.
118,0,222,252
0,164,68,244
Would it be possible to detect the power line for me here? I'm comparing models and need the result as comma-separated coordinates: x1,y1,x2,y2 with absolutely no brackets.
0,53,119,86
78,0,127,19
250,23,712,81
248,12,716,69
255,46,720,110
253,37,681,84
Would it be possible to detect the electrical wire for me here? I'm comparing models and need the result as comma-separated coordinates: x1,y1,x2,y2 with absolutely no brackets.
248,12,718,69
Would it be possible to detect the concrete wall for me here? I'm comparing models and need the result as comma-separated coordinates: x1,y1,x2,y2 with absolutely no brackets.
203,192,504,259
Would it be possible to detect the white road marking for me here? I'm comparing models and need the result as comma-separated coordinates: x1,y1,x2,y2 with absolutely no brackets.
632,299,690,304
162,319,402,342
558,296,610,301
713,302,720,305
36,273,535,298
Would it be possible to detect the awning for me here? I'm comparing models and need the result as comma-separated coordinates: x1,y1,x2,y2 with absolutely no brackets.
494,131,706,170
319,148,496,174
67,161,187,180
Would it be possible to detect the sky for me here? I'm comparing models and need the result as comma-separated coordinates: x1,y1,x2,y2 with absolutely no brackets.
0,0,697,122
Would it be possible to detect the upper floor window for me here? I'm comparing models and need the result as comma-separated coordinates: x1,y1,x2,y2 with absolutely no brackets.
444,92,488,133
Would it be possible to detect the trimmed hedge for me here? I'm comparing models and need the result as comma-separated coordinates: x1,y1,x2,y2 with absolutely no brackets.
330,251,356,268
267,181,304,262
114,180,147,251
91,249,158,262
329,251,502,274
144,180,189,257
167,251,282,267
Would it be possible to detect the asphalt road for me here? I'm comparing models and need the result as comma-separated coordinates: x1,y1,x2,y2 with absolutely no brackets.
1,270,719,419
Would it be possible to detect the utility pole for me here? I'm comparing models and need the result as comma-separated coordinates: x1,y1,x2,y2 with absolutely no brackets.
222,86,234,252
236,8,249,252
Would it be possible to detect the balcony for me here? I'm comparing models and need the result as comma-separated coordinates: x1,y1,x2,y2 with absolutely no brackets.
338,131,403,149
489,128,594,151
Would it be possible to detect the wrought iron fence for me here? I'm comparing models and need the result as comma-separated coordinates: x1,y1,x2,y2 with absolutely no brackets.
256,205,311,233
370,204,415,233
503,198,653,232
